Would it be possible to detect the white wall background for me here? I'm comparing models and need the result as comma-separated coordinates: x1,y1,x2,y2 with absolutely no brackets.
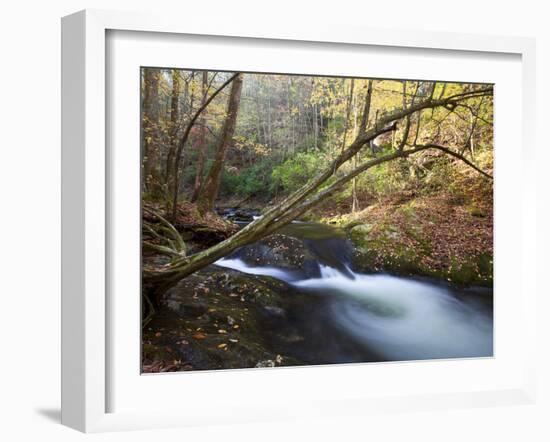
0,1,547,441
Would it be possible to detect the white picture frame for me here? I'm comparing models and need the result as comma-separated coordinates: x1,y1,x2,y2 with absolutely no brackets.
61,9,537,433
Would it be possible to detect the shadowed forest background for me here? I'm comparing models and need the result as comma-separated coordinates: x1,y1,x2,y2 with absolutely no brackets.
141,68,494,373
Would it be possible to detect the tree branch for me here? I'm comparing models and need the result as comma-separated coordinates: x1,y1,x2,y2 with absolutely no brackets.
143,206,187,256
414,143,493,179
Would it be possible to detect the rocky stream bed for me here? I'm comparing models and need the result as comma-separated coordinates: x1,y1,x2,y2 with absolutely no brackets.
142,212,493,373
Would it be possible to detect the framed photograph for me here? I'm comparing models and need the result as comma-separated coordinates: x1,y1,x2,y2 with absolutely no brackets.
61,9,537,432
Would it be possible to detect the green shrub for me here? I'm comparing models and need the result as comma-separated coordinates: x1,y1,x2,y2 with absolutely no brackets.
271,152,328,193
220,162,276,198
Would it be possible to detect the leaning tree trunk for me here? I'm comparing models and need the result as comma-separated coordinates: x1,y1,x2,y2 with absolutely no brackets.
144,86,494,298
196,73,244,215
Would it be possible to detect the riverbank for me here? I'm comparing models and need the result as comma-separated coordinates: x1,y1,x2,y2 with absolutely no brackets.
321,191,493,286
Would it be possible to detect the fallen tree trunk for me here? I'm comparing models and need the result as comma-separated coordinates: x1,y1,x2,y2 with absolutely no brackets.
143,86,493,298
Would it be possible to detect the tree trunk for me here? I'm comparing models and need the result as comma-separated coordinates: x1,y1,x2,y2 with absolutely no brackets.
359,80,373,136
191,71,209,202
341,78,355,153
142,68,162,196
398,81,412,151
196,73,244,214
351,89,359,212
164,69,181,194
352,79,373,212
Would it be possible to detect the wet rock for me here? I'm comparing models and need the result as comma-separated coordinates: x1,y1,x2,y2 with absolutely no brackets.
229,234,317,273
165,299,182,312
219,207,261,222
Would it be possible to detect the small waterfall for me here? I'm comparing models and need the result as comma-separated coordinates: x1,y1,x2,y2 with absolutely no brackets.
214,258,296,282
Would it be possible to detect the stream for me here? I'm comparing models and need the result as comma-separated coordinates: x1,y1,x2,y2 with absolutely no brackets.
215,219,493,364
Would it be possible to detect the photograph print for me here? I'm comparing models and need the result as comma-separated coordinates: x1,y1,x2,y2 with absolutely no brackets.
140,68,493,373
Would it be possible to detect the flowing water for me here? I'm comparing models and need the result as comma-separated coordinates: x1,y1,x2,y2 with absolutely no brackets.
216,220,493,364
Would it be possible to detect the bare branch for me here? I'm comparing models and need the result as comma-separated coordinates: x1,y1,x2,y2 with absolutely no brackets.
414,143,493,179
143,206,187,256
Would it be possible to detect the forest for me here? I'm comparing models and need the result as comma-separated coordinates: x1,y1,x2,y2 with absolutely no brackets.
141,68,494,373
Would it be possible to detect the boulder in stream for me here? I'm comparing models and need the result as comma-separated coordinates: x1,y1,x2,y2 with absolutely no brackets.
229,234,319,276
